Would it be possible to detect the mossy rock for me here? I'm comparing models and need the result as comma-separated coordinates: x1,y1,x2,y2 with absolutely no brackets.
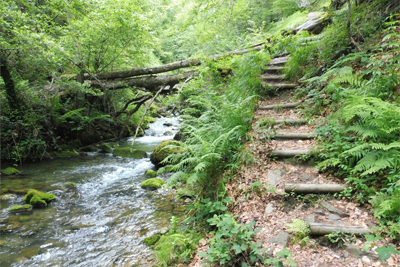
65,182,76,189
23,189,56,208
80,145,97,152
1,167,20,176
8,204,33,213
113,147,147,159
145,170,157,178
55,150,79,158
150,140,183,168
176,187,195,199
141,178,166,190
173,128,188,142
143,234,160,246
99,143,112,153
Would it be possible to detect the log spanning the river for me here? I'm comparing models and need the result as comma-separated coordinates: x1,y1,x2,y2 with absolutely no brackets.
90,70,199,91
79,45,263,81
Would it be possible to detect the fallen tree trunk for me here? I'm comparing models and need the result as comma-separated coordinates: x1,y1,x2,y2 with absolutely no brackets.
309,223,370,235
285,184,348,194
90,70,199,92
79,45,262,81
271,150,310,158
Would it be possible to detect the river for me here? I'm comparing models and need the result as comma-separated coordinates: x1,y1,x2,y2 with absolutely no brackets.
0,117,186,267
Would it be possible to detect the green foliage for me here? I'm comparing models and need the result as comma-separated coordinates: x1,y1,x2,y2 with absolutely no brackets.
198,213,265,266
285,219,310,247
264,248,297,267
363,234,399,261
326,231,355,246
154,232,200,266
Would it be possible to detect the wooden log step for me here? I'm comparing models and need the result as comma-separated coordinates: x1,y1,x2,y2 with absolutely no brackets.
285,184,348,194
258,102,302,110
269,56,290,65
309,223,370,236
266,66,287,72
262,74,286,81
271,150,310,158
274,118,307,125
263,83,297,89
274,132,316,139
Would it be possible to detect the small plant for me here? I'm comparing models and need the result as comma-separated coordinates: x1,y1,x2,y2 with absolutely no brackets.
363,234,399,261
170,216,179,234
264,248,297,267
285,219,310,247
198,213,266,266
326,231,355,246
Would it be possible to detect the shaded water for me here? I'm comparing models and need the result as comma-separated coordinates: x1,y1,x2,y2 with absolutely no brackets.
0,117,185,267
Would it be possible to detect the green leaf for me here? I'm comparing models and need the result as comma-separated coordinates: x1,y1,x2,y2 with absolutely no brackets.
376,246,399,261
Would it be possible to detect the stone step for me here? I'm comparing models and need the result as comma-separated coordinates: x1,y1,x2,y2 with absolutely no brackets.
265,66,287,73
274,118,307,125
285,183,348,194
270,149,310,158
263,82,297,89
258,102,302,110
274,132,315,139
269,56,290,66
261,74,286,81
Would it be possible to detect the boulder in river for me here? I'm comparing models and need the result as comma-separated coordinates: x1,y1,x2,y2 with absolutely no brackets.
141,178,166,190
144,170,157,178
99,143,112,153
23,189,56,208
1,167,20,176
113,147,147,159
150,140,183,168
8,204,33,213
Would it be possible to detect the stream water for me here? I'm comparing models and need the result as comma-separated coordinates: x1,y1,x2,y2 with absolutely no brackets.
0,117,185,267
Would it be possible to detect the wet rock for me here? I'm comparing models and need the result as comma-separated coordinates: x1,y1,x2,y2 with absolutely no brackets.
143,234,160,246
20,245,40,258
65,183,77,189
23,189,56,208
150,140,184,168
0,194,17,201
80,145,97,152
19,230,36,237
163,123,173,127
55,150,79,158
99,143,112,153
8,204,33,213
176,187,195,199
0,240,9,246
144,170,157,178
1,167,20,176
267,169,285,186
268,232,290,247
113,147,147,159
141,178,166,190
265,203,275,215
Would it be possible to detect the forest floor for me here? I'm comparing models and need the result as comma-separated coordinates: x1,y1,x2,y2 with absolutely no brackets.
189,57,400,267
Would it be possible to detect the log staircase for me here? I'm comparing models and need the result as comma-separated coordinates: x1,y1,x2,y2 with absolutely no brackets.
259,55,370,237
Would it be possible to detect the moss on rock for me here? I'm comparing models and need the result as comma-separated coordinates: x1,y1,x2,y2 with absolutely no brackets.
150,140,183,168
145,170,157,177
23,189,56,208
8,204,32,213
99,143,112,153
65,182,76,188
2,167,20,176
55,150,79,158
80,145,97,152
113,147,147,159
141,178,166,190
143,234,160,246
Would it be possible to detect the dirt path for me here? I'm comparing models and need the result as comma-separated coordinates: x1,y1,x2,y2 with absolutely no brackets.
189,56,400,267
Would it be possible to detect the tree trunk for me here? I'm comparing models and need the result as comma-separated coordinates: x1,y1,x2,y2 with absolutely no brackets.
78,45,262,81
0,56,20,110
